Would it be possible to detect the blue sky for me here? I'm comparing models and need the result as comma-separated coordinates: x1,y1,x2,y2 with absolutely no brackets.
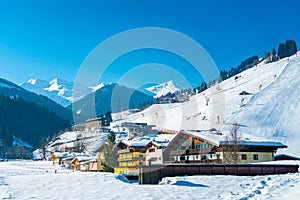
0,0,299,88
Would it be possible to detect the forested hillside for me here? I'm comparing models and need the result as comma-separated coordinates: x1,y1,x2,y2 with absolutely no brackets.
0,94,70,153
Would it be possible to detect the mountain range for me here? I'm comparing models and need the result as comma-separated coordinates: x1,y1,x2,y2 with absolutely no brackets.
20,78,179,107
70,83,155,123
19,78,95,107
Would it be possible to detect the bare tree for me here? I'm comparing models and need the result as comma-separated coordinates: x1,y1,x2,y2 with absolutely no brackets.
74,133,87,153
39,136,50,160
222,124,243,164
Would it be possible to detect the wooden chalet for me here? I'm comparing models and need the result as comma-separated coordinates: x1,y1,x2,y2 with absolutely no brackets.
163,130,287,164
71,156,98,171
114,140,148,175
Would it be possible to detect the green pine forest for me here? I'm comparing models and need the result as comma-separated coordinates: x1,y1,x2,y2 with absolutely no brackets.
0,94,71,154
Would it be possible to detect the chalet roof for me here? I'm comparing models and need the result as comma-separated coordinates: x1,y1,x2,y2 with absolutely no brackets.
71,156,96,163
52,152,87,159
121,139,149,147
115,134,176,152
85,117,102,123
182,130,287,148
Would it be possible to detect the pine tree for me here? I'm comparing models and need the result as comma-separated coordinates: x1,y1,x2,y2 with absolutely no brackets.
288,40,297,56
102,132,118,172
278,40,298,59
278,43,285,59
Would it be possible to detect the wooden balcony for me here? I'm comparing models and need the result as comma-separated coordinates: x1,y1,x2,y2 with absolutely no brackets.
118,156,145,162
170,148,212,156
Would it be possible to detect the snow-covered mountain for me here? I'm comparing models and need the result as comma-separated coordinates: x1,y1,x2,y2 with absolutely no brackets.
20,78,74,107
20,78,105,107
111,52,300,156
145,80,180,98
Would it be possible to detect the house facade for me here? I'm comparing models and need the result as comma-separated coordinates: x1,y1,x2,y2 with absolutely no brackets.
114,133,175,173
163,130,287,164
85,117,102,132
114,140,148,175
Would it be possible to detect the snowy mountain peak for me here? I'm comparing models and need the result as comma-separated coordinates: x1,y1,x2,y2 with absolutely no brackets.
145,80,180,98
90,82,105,92
45,78,61,92
27,79,37,85
20,78,76,107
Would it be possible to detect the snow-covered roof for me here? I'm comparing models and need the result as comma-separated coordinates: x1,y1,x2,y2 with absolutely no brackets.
53,152,87,158
121,139,149,147
73,156,96,162
119,134,176,148
183,130,287,148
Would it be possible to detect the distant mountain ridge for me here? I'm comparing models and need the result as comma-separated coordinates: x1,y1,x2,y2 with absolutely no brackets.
145,80,180,98
20,78,105,107
70,83,155,123
0,78,72,122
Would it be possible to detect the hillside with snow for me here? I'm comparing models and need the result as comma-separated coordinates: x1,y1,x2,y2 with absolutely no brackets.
45,131,109,156
145,80,180,98
111,52,300,156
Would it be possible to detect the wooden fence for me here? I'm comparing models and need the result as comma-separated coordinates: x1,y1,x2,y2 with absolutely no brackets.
139,164,299,184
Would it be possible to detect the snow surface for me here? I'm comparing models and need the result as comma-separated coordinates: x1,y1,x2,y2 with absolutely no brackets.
0,160,299,199
145,80,179,98
46,131,109,156
111,53,300,156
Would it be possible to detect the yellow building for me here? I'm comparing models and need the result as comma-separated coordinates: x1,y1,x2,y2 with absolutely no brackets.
114,140,148,175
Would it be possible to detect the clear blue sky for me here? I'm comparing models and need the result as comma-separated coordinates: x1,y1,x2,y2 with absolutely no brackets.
0,0,299,88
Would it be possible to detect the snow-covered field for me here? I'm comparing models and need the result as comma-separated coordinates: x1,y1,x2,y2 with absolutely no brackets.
0,160,300,200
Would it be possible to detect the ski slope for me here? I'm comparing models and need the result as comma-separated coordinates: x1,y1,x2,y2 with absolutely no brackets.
111,52,300,156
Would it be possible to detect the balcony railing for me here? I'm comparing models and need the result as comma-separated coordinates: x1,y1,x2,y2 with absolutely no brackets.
118,156,145,162
170,148,212,156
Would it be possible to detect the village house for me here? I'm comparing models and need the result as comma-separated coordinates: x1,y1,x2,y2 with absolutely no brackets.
114,133,175,174
85,117,105,132
71,124,85,132
71,156,98,171
112,122,156,139
158,96,175,104
142,134,175,165
113,139,149,175
50,152,69,165
162,130,287,164
49,152,87,166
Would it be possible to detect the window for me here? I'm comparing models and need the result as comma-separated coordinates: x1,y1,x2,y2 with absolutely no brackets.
241,154,247,160
149,148,155,153
253,154,259,160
